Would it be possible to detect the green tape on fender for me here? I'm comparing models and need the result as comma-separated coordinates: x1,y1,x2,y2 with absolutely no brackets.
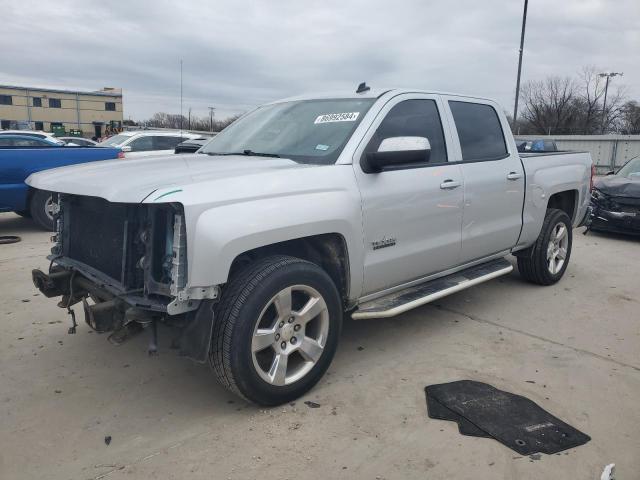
154,189,183,201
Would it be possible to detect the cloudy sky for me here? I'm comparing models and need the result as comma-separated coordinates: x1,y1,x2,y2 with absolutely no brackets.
4,0,638,121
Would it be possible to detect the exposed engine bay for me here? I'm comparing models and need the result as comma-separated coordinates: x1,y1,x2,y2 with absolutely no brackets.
31,194,216,360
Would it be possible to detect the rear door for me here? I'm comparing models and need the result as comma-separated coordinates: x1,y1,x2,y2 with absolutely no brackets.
443,97,524,263
353,93,464,295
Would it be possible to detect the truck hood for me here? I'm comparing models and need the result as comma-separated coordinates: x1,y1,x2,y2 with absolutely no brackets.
26,154,317,203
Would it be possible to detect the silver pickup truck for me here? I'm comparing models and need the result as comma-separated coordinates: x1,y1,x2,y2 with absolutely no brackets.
28,87,593,405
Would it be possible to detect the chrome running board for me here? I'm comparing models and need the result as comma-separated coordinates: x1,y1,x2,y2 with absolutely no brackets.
352,258,513,320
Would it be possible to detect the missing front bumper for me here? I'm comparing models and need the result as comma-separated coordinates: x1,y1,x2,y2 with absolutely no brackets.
31,266,214,362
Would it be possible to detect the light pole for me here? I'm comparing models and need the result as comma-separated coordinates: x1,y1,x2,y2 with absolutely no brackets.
513,0,529,126
598,72,623,134
208,106,216,132
180,60,183,134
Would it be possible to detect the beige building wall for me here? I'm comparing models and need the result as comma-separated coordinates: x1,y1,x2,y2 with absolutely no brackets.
0,85,123,138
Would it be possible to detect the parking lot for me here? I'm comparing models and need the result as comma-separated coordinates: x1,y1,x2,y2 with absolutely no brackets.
0,211,638,479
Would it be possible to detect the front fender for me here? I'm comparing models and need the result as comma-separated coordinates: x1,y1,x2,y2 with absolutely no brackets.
185,190,364,299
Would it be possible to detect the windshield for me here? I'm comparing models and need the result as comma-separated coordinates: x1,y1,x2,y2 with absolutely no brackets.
616,157,640,178
200,98,375,164
97,134,131,147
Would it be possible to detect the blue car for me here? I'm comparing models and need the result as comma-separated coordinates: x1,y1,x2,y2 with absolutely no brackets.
0,134,123,229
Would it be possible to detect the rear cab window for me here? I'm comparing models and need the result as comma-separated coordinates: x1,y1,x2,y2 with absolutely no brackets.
448,101,508,162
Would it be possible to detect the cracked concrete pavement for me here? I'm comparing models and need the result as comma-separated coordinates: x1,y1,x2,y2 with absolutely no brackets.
1,212,638,479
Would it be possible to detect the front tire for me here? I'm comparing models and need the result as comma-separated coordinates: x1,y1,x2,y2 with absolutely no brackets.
209,255,342,406
517,208,572,285
29,190,55,231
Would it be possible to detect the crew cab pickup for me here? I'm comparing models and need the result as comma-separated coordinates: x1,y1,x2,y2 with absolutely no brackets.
28,88,593,405
0,141,123,229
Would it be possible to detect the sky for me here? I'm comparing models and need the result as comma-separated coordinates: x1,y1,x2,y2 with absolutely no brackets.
3,0,638,121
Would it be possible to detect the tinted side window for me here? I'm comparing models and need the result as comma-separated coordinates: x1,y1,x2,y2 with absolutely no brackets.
15,139,49,147
449,101,507,161
129,136,154,151
154,136,184,150
0,138,14,146
365,99,447,165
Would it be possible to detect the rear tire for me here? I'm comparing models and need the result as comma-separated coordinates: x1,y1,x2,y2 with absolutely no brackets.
517,208,572,285
29,190,55,231
209,255,342,406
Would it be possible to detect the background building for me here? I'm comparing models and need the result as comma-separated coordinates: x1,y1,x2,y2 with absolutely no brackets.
0,85,123,138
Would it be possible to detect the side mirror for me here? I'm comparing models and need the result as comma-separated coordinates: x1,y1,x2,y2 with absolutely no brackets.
363,136,431,173
120,145,132,152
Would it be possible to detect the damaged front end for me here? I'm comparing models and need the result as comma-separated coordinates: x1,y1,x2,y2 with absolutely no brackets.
31,194,218,360
589,188,640,235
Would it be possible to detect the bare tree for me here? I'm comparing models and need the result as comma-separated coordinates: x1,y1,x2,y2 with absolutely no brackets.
516,67,631,135
574,66,606,134
618,101,640,134
519,76,578,134
138,112,241,132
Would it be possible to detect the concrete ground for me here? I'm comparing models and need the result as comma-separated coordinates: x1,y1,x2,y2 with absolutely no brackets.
1,212,638,480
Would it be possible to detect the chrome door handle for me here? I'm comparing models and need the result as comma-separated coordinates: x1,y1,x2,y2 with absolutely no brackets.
507,172,523,180
440,179,461,189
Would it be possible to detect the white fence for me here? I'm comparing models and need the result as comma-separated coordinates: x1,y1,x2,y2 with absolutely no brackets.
515,135,640,174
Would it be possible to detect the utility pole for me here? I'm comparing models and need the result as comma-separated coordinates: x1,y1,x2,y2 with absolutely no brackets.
598,72,623,134
513,0,529,126
188,107,191,130
208,106,216,132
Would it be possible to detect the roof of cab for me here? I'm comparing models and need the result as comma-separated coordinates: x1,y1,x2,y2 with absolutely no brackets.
270,88,495,104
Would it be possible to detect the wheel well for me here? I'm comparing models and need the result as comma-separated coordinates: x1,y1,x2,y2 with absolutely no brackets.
228,234,350,302
547,190,577,222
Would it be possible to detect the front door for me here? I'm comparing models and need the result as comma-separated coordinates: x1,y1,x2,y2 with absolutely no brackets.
353,94,464,295
94,125,102,139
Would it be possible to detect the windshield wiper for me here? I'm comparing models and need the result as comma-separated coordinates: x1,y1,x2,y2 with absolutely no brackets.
206,150,280,158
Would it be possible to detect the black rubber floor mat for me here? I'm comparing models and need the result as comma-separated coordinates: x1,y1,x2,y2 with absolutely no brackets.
426,393,489,437
425,380,591,455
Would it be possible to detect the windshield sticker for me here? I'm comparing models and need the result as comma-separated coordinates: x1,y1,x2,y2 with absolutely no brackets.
315,144,330,151
314,112,360,124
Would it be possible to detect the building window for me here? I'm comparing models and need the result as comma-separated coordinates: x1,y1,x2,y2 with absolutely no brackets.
105,102,116,111
1,120,10,129
49,98,62,108
0,95,12,105
32,97,42,107
34,121,44,131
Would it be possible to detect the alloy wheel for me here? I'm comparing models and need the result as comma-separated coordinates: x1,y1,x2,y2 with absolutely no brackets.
251,285,329,386
546,222,569,275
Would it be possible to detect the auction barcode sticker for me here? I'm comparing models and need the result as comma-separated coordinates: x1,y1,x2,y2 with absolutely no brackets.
314,112,360,124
